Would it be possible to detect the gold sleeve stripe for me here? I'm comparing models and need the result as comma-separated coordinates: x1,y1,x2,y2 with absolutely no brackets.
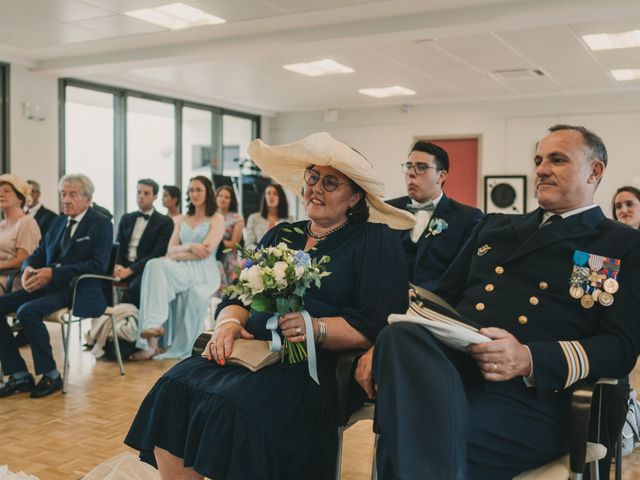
558,340,590,389
558,341,576,389
571,341,590,380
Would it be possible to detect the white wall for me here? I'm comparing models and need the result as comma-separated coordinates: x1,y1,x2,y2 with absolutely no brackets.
9,64,59,210
268,93,640,217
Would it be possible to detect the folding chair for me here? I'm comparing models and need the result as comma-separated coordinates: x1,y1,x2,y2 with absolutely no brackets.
43,243,124,393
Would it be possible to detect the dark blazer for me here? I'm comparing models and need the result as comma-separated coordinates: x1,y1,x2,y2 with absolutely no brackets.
92,202,113,220
387,194,483,290
435,207,640,391
116,210,174,274
24,207,113,318
33,205,58,238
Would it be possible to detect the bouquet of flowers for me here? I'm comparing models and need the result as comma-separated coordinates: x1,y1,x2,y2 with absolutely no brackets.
223,239,330,364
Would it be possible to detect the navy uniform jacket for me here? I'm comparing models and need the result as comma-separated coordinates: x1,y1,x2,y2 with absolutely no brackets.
33,205,58,238
116,210,173,274
24,207,113,318
387,194,483,290
434,207,640,392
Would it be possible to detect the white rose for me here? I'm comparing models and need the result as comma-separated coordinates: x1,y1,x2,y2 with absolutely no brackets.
239,268,250,282
245,265,264,293
295,266,305,279
273,261,288,287
277,242,288,250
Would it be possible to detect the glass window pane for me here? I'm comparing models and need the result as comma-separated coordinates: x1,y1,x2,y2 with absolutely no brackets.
65,86,115,212
222,115,255,177
126,96,175,211
182,107,212,206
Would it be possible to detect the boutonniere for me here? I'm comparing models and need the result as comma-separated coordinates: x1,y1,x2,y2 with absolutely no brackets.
425,218,448,238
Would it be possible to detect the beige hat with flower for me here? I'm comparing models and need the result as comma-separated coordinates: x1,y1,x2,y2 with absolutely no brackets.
0,173,32,207
248,132,415,230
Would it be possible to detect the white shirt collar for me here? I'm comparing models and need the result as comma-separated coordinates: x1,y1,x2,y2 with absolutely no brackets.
410,191,444,209
29,203,42,216
541,204,598,223
69,208,88,225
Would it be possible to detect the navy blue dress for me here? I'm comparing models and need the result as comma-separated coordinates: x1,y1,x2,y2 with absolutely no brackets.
125,220,409,480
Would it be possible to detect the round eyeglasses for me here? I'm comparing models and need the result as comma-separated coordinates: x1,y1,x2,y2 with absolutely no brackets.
400,162,439,175
304,169,347,192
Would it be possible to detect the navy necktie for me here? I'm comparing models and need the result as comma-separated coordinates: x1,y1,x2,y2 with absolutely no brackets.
60,219,77,251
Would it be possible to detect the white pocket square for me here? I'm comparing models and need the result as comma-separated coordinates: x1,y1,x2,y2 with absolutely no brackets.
75,236,90,242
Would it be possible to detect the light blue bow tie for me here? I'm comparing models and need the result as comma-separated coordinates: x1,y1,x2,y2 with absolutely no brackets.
406,202,435,213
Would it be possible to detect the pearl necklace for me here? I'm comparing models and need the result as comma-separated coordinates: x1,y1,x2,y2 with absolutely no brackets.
306,220,349,241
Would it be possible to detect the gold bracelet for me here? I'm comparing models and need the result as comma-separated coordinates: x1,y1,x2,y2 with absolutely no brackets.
315,317,327,345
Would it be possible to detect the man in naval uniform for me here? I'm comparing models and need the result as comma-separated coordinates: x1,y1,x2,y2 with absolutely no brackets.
359,125,640,479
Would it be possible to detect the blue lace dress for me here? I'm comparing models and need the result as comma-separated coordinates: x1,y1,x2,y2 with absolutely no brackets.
136,221,220,360
126,221,408,479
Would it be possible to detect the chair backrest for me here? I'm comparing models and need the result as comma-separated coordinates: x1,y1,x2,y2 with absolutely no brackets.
107,243,120,274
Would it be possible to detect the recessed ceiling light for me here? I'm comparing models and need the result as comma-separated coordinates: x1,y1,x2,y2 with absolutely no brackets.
582,30,640,51
358,86,416,98
611,69,640,81
125,3,226,30
283,59,354,77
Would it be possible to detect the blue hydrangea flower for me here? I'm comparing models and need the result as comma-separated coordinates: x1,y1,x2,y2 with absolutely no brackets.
293,250,311,267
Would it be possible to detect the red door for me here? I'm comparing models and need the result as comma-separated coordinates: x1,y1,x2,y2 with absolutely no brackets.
420,137,479,208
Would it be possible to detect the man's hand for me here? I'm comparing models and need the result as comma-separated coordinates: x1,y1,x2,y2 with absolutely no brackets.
21,266,36,288
114,264,133,279
23,267,53,292
467,327,532,382
355,347,376,400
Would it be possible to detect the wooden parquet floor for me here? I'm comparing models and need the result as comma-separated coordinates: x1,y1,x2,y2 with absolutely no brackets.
3,322,640,479
0,322,375,480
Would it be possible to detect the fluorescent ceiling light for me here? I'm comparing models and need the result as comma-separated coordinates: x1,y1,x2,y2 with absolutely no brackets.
582,30,640,51
611,69,640,81
283,59,354,77
126,3,225,30
358,86,416,98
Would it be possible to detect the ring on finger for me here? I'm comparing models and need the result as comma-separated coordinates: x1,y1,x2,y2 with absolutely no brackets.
295,327,302,334
492,362,498,372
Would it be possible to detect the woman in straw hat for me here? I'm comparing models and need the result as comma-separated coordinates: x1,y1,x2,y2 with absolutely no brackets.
125,132,414,479
0,174,41,294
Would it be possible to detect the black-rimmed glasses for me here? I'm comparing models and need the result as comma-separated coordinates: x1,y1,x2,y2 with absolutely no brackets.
304,169,347,192
401,162,439,175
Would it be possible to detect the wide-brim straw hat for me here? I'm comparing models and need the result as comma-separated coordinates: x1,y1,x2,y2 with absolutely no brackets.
0,173,32,206
248,132,415,230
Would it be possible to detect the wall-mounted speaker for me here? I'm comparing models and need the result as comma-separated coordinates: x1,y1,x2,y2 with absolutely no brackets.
484,175,527,214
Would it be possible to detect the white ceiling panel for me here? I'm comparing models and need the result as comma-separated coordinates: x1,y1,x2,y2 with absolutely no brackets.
3,23,108,49
256,0,390,15
75,14,166,36
185,0,284,22
4,0,114,22
0,3,58,31
592,48,640,70
496,26,615,91
77,0,181,13
434,33,534,73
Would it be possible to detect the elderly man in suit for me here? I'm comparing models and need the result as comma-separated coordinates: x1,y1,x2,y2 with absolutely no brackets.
361,125,640,479
27,179,58,239
114,178,173,307
387,141,483,290
0,174,112,398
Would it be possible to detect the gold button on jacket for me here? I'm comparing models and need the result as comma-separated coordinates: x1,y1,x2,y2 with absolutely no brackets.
485,284,495,292
518,315,528,325
495,266,504,274
476,303,485,311
529,296,539,306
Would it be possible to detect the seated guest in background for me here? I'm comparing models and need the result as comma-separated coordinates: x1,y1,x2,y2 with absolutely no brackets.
162,184,181,219
92,201,112,220
244,183,292,249
0,174,112,398
387,141,484,290
114,179,173,307
125,132,413,479
612,186,640,229
361,125,640,479
26,179,57,238
0,175,41,293
129,176,224,361
215,185,244,287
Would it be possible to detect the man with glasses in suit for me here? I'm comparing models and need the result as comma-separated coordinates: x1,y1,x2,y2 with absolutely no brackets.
0,174,112,398
114,179,173,307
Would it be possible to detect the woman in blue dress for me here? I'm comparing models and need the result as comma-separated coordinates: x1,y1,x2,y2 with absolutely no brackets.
129,175,225,360
125,133,415,478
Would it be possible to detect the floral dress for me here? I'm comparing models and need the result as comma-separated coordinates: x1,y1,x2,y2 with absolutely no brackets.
217,211,243,289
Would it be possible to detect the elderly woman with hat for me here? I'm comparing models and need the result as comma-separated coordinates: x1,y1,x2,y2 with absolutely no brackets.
125,133,414,480
0,174,41,294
